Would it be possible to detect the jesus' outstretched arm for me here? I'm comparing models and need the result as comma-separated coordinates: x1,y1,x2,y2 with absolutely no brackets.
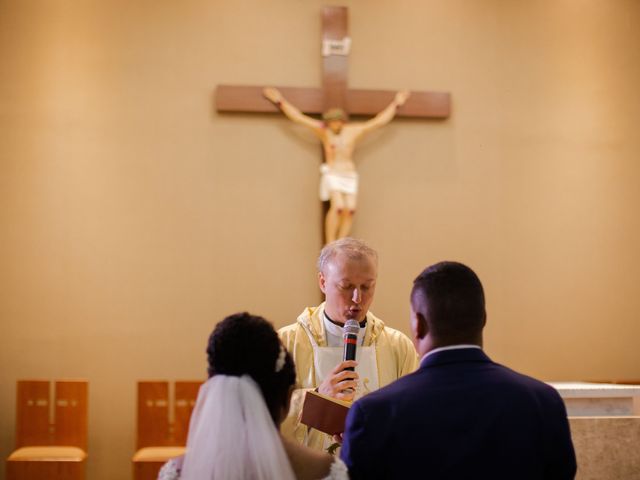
263,87,324,135
355,90,410,137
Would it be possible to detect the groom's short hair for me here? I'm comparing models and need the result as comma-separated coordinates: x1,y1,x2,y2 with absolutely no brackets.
411,261,486,341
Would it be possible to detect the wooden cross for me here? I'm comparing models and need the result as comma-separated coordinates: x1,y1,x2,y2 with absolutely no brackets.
215,6,450,119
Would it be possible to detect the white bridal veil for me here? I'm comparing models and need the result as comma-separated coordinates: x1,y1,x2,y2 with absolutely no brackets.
180,375,296,480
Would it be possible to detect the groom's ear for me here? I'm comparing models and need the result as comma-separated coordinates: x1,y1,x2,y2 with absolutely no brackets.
414,311,428,340
410,307,428,341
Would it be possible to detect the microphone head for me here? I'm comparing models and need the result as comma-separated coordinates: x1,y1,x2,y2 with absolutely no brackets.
343,319,360,336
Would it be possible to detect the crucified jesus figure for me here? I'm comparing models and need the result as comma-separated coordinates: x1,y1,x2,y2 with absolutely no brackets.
264,87,410,244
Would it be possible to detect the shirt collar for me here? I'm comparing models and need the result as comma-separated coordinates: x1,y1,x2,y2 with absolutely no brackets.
420,344,482,364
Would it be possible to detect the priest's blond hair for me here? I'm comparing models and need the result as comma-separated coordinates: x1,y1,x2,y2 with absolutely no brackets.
317,237,378,274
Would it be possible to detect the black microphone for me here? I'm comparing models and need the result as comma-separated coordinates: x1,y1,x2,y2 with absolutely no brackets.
342,319,360,371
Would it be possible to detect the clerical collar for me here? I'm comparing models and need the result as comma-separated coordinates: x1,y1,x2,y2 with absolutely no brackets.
324,311,367,329
323,312,367,348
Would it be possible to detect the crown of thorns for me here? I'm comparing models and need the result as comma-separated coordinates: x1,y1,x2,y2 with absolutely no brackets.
322,108,347,122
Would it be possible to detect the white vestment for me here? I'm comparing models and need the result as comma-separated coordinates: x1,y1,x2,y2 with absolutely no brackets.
278,303,420,452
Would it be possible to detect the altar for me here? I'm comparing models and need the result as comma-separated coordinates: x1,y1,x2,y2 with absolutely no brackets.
549,382,640,416
549,382,640,480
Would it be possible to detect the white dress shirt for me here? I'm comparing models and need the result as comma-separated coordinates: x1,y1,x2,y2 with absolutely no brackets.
420,344,482,364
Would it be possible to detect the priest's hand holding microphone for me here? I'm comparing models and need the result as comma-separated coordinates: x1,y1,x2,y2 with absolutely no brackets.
317,319,361,401
317,319,360,446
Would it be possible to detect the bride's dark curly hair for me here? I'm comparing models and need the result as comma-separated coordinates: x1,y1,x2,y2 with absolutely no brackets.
206,312,296,424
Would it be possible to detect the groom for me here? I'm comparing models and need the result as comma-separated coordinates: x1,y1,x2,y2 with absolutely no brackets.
341,261,577,479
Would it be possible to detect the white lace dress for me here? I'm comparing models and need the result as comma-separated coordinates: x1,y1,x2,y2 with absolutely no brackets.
325,457,349,479
157,458,181,480
157,456,349,480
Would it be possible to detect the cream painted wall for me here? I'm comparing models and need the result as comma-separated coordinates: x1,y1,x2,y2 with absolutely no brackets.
1,1,639,479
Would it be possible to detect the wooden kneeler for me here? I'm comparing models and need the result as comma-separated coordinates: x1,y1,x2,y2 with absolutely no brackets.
6,380,88,480
132,381,201,480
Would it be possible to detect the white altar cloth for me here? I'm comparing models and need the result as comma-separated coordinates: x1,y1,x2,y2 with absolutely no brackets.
548,382,640,416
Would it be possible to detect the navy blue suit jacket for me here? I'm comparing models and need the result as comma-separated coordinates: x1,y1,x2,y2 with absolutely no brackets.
341,348,576,480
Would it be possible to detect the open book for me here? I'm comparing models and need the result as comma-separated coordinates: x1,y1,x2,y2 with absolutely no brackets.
300,390,351,435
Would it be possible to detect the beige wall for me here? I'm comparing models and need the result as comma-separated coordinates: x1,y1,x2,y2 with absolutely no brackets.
1,1,639,479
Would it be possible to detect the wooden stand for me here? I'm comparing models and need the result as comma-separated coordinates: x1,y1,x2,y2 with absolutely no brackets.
132,380,201,480
6,380,88,480
7,460,85,480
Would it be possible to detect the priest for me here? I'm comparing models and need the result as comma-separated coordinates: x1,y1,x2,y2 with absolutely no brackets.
279,238,419,452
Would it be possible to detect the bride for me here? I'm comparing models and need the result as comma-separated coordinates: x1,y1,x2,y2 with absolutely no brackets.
158,312,348,480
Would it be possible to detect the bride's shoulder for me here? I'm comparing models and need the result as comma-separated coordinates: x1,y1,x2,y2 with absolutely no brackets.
281,435,335,480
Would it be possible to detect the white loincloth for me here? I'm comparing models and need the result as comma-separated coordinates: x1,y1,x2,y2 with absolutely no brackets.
319,164,359,201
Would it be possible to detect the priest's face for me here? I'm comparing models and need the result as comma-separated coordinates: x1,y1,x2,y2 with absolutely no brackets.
318,252,377,324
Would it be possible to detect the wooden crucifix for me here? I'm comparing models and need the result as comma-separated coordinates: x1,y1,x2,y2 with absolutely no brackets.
215,6,450,244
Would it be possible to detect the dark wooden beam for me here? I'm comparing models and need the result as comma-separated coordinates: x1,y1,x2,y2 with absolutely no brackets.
215,6,451,119
321,6,349,111
346,89,451,118
216,85,450,119
215,85,324,114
